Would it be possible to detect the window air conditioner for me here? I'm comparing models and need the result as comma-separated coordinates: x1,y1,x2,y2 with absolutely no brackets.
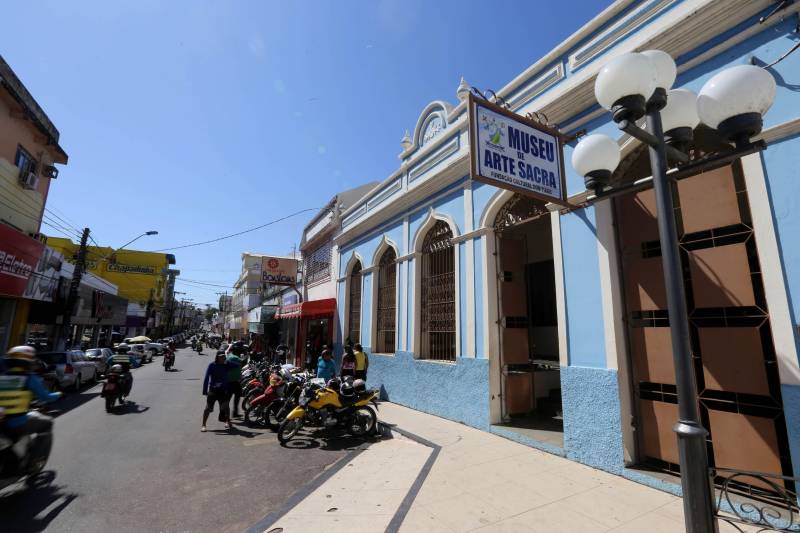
20,171,39,190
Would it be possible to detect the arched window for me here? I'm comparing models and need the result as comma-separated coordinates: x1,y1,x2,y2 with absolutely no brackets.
420,220,455,360
376,247,397,353
347,261,362,344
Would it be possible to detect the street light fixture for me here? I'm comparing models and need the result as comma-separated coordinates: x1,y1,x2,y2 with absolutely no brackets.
572,50,776,533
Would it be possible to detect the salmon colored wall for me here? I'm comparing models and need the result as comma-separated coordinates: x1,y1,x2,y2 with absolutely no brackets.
0,92,60,217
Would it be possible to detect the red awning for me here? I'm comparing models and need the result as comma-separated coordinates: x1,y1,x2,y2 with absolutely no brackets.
275,298,336,319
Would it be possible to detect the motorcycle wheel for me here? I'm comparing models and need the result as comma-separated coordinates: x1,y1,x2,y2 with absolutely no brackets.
265,400,283,430
244,404,263,427
277,418,303,443
349,406,377,437
105,396,114,413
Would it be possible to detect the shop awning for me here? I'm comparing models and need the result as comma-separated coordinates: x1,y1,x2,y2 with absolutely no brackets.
275,298,336,319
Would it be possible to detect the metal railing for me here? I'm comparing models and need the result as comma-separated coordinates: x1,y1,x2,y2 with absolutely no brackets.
711,467,800,532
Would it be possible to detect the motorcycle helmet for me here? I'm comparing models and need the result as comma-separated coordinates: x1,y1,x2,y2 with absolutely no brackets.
340,382,355,398
353,379,366,393
116,343,130,354
327,377,341,392
110,364,123,374
6,345,36,361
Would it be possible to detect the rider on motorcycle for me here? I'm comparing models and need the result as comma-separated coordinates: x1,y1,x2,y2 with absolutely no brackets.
0,346,61,470
106,343,135,398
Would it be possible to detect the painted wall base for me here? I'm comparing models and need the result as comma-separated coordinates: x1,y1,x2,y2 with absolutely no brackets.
366,351,490,429
561,365,625,474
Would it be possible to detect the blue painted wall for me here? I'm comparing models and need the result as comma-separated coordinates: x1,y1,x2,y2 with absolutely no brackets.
560,207,606,368
361,272,372,350
474,238,486,358
761,135,800,360
561,365,624,473
368,351,490,429
458,242,467,356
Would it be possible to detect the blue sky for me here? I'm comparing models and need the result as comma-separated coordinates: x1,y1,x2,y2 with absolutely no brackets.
2,0,603,306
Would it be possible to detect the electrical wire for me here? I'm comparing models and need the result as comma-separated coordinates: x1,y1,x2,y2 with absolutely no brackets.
153,207,322,252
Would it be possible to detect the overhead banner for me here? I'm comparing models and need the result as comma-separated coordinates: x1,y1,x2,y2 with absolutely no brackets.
261,256,298,286
468,93,568,206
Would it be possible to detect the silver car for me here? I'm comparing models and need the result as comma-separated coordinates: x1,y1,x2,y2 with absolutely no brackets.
84,347,114,375
38,350,98,391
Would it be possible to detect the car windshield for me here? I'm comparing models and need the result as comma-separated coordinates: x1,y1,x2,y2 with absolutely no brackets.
38,352,66,365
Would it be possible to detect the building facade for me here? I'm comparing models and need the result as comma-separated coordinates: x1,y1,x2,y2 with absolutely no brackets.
294,183,379,364
0,55,69,351
46,238,176,337
230,252,266,341
335,0,800,494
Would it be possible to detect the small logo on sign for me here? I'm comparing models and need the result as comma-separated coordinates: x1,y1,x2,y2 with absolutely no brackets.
267,258,279,269
480,114,506,149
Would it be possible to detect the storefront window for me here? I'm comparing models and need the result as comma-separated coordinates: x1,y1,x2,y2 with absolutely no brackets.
347,261,362,344
420,220,455,361
376,247,396,353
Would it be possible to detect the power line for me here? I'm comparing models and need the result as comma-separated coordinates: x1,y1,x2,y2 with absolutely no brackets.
154,207,322,252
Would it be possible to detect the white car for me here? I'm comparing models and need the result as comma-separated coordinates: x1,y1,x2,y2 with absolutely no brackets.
128,344,152,364
38,350,98,391
146,342,164,355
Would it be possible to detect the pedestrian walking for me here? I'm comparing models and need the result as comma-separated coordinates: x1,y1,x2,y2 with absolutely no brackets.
226,345,244,418
341,345,356,378
316,346,336,382
202,351,231,432
353,343,368,381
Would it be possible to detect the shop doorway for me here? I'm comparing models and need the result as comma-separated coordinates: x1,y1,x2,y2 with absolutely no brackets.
492,195,562,448
615,154,794,493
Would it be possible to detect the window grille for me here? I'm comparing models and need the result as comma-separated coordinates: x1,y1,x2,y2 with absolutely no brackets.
348,261,362,344
304,241,332,285
376,247,397,353
420,220,456,361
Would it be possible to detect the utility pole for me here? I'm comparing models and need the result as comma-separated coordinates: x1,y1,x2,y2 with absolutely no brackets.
57,228,90,350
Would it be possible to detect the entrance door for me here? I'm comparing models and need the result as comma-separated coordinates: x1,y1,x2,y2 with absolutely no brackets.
616,162,793,488
497,234,531,418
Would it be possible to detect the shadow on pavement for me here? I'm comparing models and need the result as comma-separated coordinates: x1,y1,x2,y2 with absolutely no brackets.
109,402,150,415
279,428,379,451
0,471,78,533
210,425,260,438
49,391,101,418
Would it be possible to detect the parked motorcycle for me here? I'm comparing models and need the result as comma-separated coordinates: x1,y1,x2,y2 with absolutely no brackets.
277,379,379,443
0,404,54,490
244,372,286,428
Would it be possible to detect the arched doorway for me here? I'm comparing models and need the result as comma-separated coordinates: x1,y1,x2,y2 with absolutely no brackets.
347,261,362,345
420,220,456,361
493,193,563,447
375,247,397,353
614,128,794,492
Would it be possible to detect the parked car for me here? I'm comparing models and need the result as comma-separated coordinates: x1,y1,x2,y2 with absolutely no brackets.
129,344,152,364
37,350,97,391
84,347,114,375
146,342,164,355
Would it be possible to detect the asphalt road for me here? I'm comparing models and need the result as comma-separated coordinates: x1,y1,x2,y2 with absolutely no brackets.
0,346,358,533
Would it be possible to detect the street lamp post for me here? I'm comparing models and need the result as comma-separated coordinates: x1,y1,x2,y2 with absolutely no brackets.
571,51,776,533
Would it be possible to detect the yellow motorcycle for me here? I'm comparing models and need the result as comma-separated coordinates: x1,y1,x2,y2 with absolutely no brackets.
277,380,379,443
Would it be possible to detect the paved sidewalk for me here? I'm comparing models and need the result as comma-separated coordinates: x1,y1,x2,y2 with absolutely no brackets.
261,402,757,532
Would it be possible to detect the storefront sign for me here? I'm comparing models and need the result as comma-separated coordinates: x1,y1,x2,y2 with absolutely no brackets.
107,263,156,275
468,93,568,206
261,256,298,286
0,223,44,298
23,246,63,302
